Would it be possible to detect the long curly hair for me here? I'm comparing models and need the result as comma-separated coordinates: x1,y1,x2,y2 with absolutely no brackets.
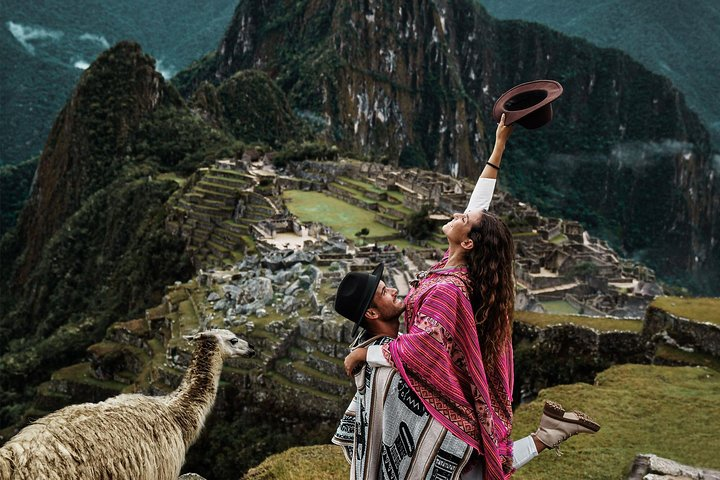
466,211,515,369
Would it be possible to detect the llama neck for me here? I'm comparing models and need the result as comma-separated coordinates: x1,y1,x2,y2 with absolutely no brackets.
170,337,224,447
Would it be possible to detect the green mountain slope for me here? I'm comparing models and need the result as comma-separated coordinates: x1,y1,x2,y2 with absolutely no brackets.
477,0,720,148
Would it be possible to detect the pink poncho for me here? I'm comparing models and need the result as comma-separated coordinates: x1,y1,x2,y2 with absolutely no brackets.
386,260,515,479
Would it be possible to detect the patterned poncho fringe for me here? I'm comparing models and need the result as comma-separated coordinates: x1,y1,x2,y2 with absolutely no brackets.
387,267,515,480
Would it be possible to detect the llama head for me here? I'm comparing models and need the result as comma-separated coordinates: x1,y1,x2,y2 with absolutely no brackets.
184,329,255,358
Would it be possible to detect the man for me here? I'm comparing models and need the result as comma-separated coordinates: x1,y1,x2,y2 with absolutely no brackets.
332,264,600,479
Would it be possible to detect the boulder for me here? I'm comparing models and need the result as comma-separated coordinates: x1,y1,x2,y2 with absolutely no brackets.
627,453,720,480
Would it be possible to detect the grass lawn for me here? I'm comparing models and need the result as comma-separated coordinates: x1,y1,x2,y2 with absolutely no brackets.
651,297,720,324
243,445,346,480
282,190,399,239
515,311,644,333
549,233,568,245
512,364,720,479
540,300,581,315
245,365,720,479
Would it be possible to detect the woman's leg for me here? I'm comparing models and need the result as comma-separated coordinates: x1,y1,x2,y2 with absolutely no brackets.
513,435,539,469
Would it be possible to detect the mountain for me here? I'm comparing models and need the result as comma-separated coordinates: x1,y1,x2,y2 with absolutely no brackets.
0,41,227,425
0,157,37,236
0,0,238,166
0,37,309,429
477,0,720,149
177,0,719,293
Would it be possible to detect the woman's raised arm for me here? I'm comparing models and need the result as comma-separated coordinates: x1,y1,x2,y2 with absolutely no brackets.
465,113,514,213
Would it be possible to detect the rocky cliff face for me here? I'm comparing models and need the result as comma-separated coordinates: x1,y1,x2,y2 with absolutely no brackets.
185,0,718,293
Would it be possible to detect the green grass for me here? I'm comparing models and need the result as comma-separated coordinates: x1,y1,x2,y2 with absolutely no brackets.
512,365,720,479
515,311,643,333
330,182,378,206
248,365,720,479
655,344,720,371
386,190,405,202
243,445,347,479
651,297,720,324
377,199,414,215
282,190,399,239
156,172,187,186
549,233,568,245
540,300,581,315
338,176,385,194
380,238,417,250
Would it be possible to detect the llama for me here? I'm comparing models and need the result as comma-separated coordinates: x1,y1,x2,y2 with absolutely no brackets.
0,329,254,480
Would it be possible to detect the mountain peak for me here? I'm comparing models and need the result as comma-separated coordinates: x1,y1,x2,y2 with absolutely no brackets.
12,41,173,286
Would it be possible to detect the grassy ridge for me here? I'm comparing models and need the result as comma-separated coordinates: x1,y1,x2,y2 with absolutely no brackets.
650,297,720,325
515,311,644,333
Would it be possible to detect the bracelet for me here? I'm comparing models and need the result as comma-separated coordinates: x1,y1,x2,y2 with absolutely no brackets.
486,161,500,170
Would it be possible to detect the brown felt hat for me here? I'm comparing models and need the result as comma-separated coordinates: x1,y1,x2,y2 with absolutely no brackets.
492,80,563,129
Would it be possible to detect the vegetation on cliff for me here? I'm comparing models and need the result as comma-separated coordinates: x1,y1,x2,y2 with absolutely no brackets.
191,70,302,147
0,157,37,236
478,0,720,149
1,0,239,166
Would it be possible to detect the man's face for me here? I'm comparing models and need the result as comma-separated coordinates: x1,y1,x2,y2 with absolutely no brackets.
368,280,405,322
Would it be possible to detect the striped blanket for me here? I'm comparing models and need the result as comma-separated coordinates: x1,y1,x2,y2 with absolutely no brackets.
333,336,473,479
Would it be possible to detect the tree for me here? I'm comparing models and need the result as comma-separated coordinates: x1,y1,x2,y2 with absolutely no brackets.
355,227,370,245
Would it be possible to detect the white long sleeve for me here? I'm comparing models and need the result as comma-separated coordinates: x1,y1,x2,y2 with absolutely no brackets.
366,345,392,367
465,177,496,213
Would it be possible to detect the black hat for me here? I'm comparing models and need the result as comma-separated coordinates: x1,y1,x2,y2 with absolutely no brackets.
334,263,384,337
492,80,563,129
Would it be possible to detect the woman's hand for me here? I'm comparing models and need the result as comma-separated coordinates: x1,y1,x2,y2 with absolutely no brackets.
344,347,368,376
495,113,514,147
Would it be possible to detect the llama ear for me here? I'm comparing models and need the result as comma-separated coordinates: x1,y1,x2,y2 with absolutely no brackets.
183,333,202,342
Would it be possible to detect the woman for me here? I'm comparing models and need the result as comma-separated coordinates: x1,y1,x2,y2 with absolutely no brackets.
345,114,520,479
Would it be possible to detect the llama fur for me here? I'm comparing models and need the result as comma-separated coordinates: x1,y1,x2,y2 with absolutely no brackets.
0,329,254,480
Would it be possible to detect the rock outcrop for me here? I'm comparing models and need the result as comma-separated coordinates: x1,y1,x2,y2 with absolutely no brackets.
628,454,720,480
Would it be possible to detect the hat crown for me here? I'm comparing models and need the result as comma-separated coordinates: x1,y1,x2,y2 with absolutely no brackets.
334,264,384,337
492,80,563,129
504,90,548,112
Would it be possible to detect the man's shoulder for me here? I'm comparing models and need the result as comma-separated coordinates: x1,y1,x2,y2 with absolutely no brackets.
355,334,393,348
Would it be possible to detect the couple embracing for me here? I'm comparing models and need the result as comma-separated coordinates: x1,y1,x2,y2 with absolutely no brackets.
331,84,600,480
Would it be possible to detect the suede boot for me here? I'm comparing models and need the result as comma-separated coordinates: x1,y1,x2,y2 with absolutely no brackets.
533,400,600,450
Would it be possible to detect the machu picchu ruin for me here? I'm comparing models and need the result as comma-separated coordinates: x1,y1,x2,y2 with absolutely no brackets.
167,152,664,319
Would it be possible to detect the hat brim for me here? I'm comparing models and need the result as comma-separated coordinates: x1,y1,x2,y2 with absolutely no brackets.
352,263,384,337
492,80,563,129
